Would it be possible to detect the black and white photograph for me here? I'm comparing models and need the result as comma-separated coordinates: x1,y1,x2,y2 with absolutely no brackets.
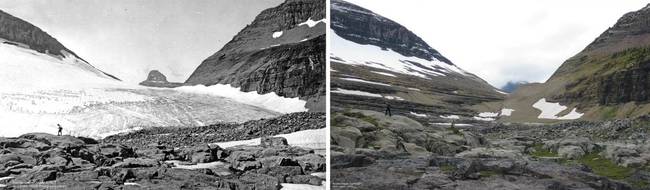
0,0,325,189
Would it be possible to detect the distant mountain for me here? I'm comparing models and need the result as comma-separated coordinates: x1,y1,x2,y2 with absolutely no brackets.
501,4,650,121
185,0,325,111
500,81,529,93
330,0,504,122
139,70,184,88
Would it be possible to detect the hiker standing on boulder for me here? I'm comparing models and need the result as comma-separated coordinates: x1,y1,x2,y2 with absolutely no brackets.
385,102,392,117
57,124,63,136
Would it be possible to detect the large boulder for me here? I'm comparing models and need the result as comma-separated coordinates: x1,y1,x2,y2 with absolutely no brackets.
558,145,585,159
179,144,227,164
543,137,596,154
0,138,50,151
455,148,522,160
228,151,260,171
111,158,161,168
96,144,136,158
19,133,85,149
331,152,374,169
261,137,289,148
295,154,326,172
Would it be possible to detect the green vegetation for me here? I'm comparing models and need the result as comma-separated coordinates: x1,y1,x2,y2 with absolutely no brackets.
600,106,618,119
530,144,558,158
447,125,463,136
479,170,501,178
440,164,455,174
342,112,380,127
576,152,633,180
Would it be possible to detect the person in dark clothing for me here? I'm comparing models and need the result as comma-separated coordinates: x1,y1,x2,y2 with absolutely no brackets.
57,124,63,136
385,103,392,117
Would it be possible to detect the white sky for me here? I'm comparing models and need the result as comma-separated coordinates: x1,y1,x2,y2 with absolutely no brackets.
345,0,649,88
0,0,283,84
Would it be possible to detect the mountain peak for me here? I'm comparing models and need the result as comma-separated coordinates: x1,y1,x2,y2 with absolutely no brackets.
0,9,120,82
331,0,452,64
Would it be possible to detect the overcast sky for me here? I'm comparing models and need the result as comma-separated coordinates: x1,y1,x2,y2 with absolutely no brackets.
346,0,649,88
0,0,282,84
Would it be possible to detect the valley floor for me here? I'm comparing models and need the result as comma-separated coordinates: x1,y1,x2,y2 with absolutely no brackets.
331,109,650,190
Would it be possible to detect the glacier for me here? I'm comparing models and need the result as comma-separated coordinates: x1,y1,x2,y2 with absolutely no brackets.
0,42,308,138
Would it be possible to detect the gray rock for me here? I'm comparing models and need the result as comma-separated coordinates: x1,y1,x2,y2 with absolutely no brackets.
558,145,585,159
261,137,289,148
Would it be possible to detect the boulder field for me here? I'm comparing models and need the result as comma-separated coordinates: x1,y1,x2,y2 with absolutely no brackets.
331,109,650,190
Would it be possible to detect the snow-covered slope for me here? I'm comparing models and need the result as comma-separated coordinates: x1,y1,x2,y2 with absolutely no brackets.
330,0,504,124
0,40,121,91
331,30,470,78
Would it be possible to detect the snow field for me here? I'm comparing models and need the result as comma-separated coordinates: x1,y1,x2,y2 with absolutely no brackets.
174,84,307,114
532,98,583,120
212,128,326,150
330,29,469,79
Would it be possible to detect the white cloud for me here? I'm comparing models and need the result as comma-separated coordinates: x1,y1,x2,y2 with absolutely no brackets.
345,0,649,87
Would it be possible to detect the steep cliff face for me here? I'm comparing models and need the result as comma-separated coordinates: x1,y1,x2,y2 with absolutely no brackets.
139,70,184,88
330,0,450,63
185,0,325,103
548,4,650,107
500,4,650,121
0,9,119,81
330,0,504,123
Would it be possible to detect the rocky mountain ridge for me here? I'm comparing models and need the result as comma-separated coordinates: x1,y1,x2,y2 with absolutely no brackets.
185,0,326,107
330,0,504,124
0,10,120,81
497,3,650,122
0,9,119,81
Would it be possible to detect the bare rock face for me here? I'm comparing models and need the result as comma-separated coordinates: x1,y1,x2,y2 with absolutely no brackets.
331,0,450,63
543,4,650,107
185,0,326,104
139,70,184,88
0,10,75,59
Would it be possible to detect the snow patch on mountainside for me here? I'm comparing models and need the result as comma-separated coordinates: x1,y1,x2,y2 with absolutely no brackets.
441,115,460,119
339,77,391,86
371,71,396,77
331,88,382,98
478,112,499,118
500,108,515,116
298,18,326,28
330,29,469,79
532,98,583,120
174,84,306,114
272,31,283,38
410,112,427,117
384,96,404,101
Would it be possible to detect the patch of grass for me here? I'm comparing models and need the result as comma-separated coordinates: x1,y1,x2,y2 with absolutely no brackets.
600,106,618,119
530,144,558,158
479,170,501,178
331,113,341,127
342,112,379,127
447,126,463,136
440,164,455,173
577,152,633,180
